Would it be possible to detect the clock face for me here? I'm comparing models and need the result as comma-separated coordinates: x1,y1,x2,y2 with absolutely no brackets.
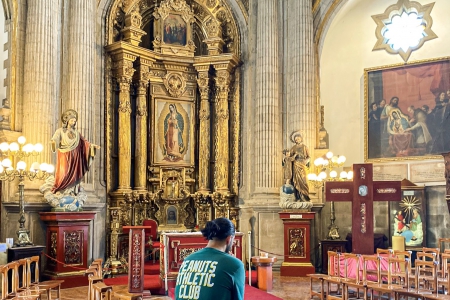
359,185,368,197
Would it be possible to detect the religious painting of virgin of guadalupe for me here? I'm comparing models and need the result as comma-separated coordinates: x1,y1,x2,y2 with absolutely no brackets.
163,14,187,46
365,57,450,162
153,100,194,166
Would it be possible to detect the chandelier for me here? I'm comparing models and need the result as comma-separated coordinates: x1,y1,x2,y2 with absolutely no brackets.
0,136,54,246
307,151,351,240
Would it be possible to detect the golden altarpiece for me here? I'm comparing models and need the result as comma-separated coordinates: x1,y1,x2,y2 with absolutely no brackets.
104,0,242,269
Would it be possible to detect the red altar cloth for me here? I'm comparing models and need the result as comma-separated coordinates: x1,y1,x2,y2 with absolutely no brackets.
330,255,390,280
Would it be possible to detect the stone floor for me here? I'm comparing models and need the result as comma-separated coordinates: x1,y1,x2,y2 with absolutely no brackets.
58,272,314,299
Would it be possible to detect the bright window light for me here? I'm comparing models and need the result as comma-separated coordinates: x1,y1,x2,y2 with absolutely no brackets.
383,11,425,53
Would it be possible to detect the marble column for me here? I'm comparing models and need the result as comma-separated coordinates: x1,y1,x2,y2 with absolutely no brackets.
195,67,211,193
285,0,316,150
254,0,282,194
22,0,60,164
134,62,149,192
114,57,136,192
63,0,95,142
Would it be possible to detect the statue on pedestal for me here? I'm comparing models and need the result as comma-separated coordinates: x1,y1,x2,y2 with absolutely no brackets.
280,131,312,211
40,109,100,211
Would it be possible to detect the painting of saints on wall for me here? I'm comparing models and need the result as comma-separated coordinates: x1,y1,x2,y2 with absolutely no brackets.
391,195,424,247
154,101,192,165
365,57,450,161
163,14,187,46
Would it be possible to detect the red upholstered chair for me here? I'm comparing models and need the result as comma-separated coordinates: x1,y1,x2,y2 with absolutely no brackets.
143,219,161,263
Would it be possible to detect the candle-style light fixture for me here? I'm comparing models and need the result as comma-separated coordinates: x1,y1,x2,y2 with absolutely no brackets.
0,136,54,247
307,151,352,240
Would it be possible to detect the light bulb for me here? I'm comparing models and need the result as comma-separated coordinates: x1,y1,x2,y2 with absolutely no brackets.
340,171,348,179
331,156,338,163
319,171,327,180
18,136,26,145
307,173,317,181
0,165,3,173
0,142,9,152
347,171,354,180
9,142,19,152
46,164,55,174
30,162,40,172
1,158,12,168
23,144,33,153
330,170,337,178
17,161,26,171
39,163,48,172
326,152,333,159
338,156,346,164
314,158,323,166
34,143,43,153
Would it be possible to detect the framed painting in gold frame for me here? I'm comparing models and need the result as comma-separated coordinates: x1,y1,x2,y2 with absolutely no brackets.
152,99,195,166
364,56,450,162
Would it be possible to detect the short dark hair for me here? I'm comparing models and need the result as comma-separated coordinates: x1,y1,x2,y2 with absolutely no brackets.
201,218,235,241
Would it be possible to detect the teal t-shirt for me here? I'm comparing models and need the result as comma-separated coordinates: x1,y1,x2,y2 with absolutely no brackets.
175,247,245,300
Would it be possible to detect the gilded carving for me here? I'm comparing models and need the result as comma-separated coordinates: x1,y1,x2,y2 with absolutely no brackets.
204,18,221,38
163,73,186,97
206,0,216,9
288,228,305,257
64,231,83,265
49,232,57,266
179,248,201,261
105,0,243,264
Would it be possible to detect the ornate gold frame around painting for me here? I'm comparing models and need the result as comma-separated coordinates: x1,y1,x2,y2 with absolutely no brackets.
152,98,195,166
364,56,450,162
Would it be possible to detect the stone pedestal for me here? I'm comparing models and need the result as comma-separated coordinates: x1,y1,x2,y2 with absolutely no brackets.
279,211,315,276
39,212,96,288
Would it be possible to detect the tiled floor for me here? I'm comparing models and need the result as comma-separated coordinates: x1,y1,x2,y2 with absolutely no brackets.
59,272,314,299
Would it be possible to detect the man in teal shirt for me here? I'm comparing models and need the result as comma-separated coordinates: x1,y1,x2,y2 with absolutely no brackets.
175,218,245,300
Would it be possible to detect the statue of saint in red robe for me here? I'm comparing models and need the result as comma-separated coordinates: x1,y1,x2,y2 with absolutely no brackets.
51,109,98,194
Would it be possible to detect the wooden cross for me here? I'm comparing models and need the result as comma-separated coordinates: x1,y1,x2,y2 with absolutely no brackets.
325,163,401,254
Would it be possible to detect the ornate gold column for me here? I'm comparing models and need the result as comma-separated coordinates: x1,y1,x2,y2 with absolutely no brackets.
213,68,231,192
134,60,150,192
113,55,136,192
194,66,211,193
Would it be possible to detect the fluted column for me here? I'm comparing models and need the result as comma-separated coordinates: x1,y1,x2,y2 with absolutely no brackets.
63,0,95,141
114,57,136,191
22,0,60,164
134,62,150,191
195,66,211,192
285,0,315,150
254,0,282,194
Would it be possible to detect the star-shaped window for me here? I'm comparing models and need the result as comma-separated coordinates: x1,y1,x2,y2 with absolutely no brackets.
372,0,437,62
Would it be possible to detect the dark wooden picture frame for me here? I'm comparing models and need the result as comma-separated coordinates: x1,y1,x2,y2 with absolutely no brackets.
365,57,450,162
